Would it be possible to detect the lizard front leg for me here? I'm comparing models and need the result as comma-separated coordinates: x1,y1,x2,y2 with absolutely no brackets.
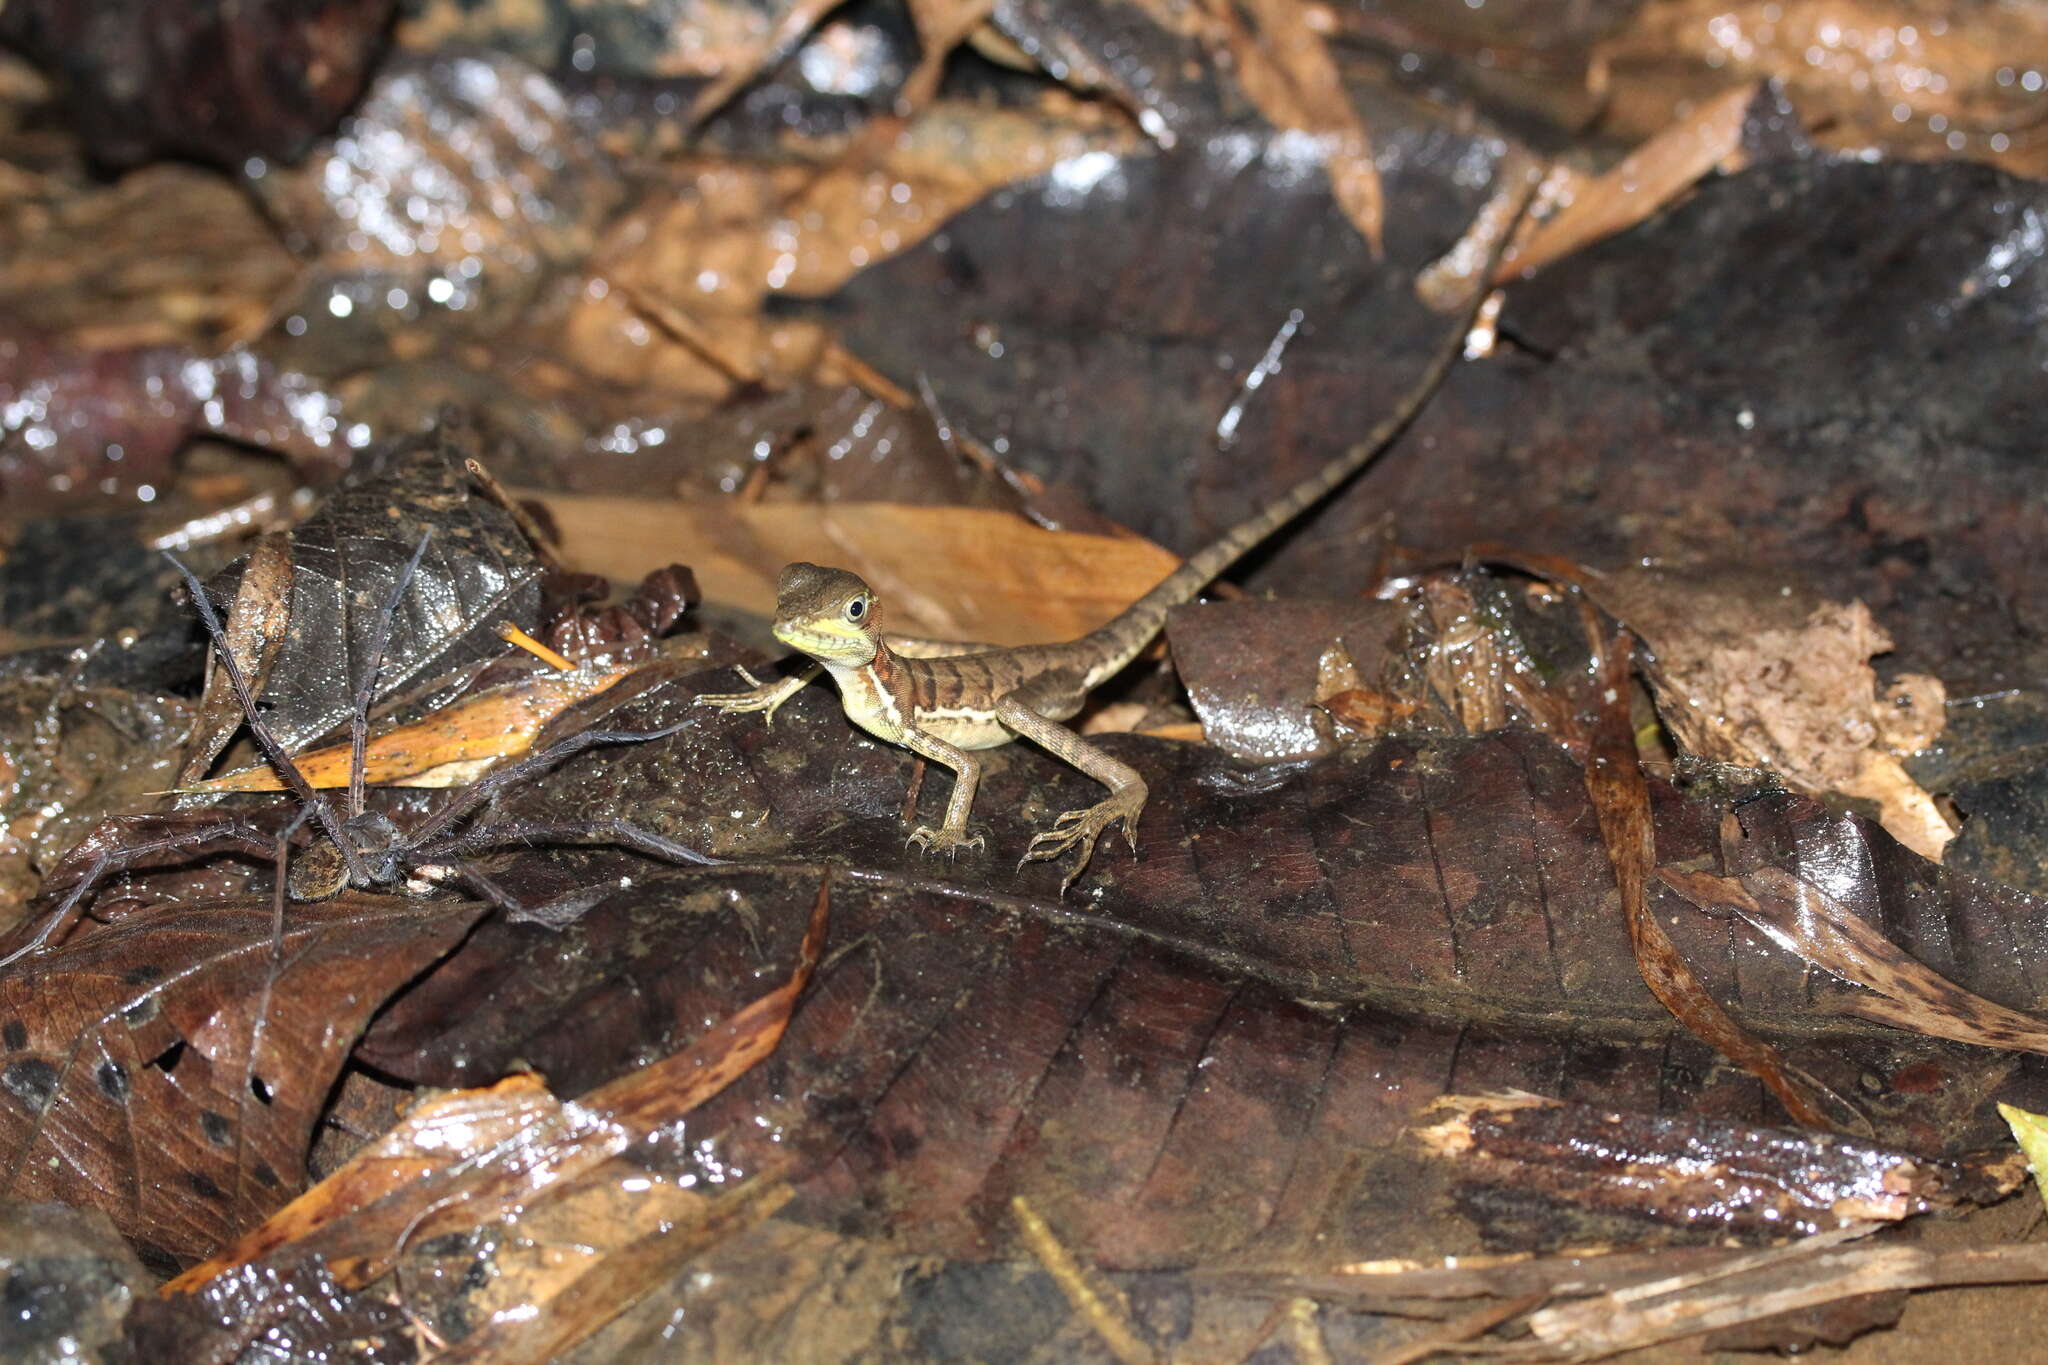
899,727,987,857
993,695,1147,892
694,662,822,726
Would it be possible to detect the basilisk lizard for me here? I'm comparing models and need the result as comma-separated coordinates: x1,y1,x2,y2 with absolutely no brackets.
699,290,1490,888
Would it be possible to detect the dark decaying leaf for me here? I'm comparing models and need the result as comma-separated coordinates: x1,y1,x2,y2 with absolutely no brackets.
1330,153,2048,697
988,0,1227,140
132,884,825,1362
0,893,481,1269
816,101,1510,553
359,841,2048,1280
0,0,393,169
1661,865,2048,1057
120,1252,416,1365
0,1200,152,1364
1164,598,1406,763
0,679,194,902
1701,1289,1909,1354
250,421,546,753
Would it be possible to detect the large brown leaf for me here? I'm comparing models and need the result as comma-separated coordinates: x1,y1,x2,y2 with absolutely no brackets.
450,670,2048,1056
0,893,480,1268
360,855,2044,1278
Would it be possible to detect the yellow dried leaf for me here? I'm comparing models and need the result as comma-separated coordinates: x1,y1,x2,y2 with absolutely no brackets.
191,664,635,793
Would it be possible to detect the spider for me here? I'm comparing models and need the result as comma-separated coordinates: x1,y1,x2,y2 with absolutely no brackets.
0,533,716,966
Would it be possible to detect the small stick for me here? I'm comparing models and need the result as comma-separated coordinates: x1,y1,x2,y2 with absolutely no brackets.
463,457,564,572
498,621,575,671
1367,1290,1547,1365
1011,1196,1157,1365
899,756,928,825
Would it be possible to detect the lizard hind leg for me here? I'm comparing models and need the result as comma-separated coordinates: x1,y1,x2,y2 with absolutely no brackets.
993,695,1148,893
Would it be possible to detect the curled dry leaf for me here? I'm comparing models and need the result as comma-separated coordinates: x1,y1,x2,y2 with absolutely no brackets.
1579,627,1832,1128
531,493,1178,645
1660,864,2048,1056
1413,1091,2021,1234
178,533,295,786
1497,82,1762,282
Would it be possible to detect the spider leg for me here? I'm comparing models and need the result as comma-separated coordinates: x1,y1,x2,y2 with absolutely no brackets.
0,819,278,968
444,861,616,929
164,554,370,888
406,721,695,847
438,817,719,866
350,532,433,821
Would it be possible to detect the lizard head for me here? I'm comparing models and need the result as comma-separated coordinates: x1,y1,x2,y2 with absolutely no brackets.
771,562,880,665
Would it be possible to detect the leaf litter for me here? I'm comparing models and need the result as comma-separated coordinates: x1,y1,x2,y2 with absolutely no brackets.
4,2,2048,1359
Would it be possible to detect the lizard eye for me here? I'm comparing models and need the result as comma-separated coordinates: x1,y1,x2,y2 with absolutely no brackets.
845,597,867,623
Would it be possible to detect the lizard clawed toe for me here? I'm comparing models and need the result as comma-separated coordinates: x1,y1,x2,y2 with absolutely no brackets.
908,825,986,859
1020,791,1145,891
695,669,799,725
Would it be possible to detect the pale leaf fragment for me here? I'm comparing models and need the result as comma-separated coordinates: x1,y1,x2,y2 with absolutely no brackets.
530,493,1180,647
1998,1102,2048,1215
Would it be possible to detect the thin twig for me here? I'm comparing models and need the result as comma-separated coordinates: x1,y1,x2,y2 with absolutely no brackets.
1012,1195,1158,1365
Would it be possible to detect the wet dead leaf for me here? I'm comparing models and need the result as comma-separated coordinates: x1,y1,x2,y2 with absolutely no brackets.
1592,0,2048,178
1496,557,1955,862
252,424,546,755
1208,0,1383,253
1662,864,2048,1056
1499,82,1760,281
169,877,827,1292
561,104,1131,397
1579,627,1832,1128
190,662,638,793
0,163,296,350
0,893,482,1267
1414,1091,2019,1231
530,494,1179,645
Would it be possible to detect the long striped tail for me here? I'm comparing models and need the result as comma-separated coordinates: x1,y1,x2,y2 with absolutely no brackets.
1071,206,1522,689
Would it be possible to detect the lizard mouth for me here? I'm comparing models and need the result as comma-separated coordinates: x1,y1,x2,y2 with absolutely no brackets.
773,619,871,661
